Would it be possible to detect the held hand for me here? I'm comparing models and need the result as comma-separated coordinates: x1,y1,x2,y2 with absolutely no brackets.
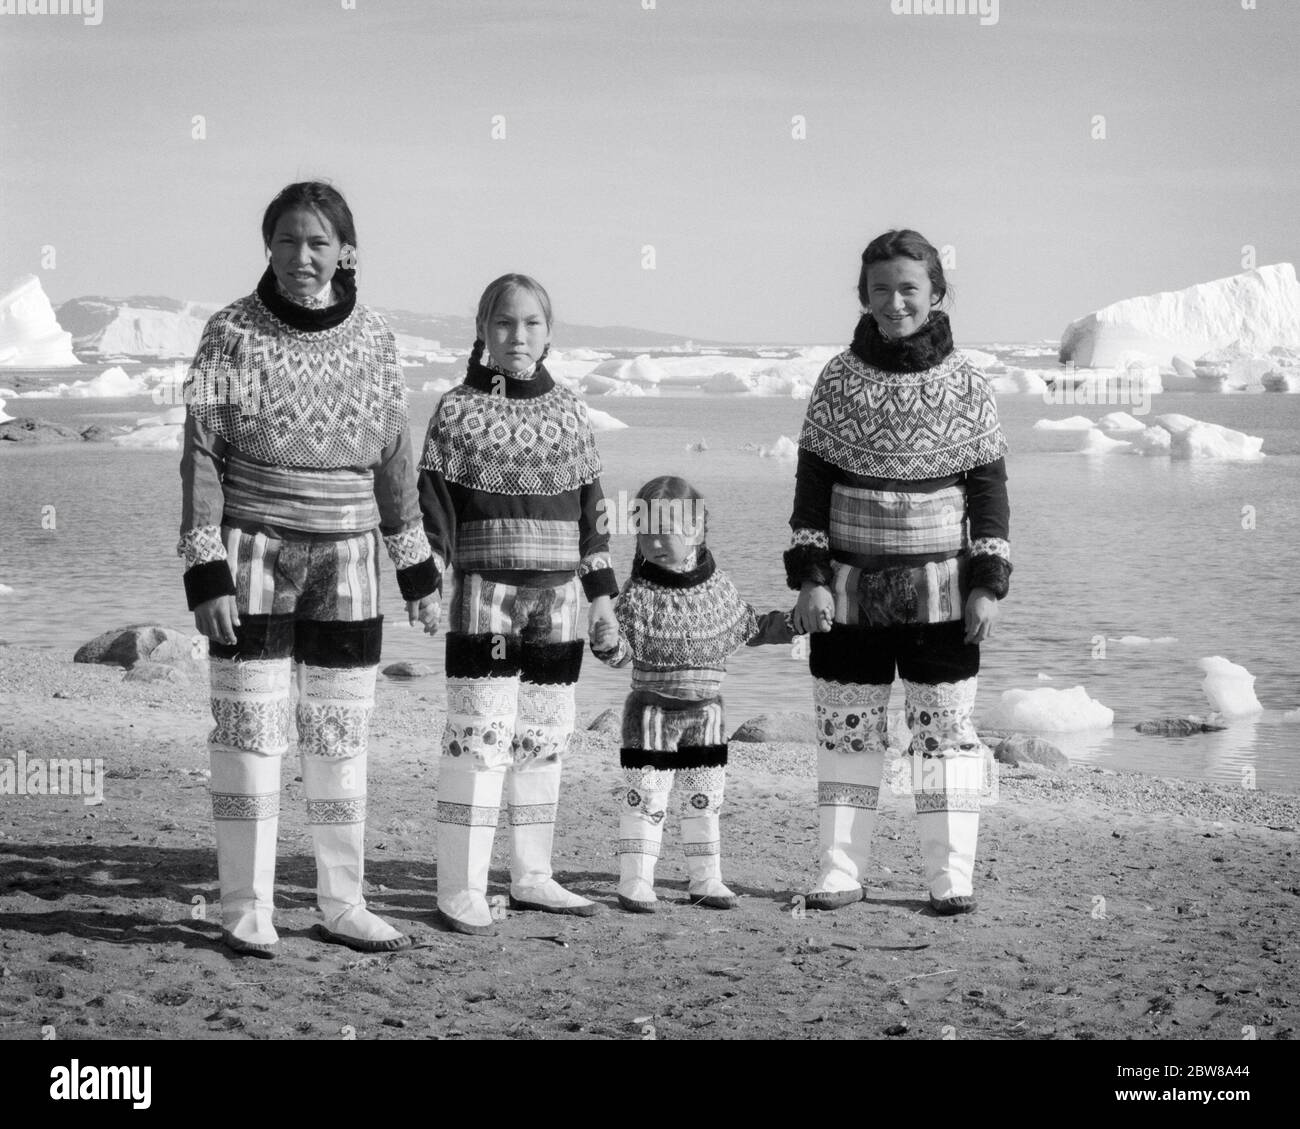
793,584,834,634
590,619,616,650
195,595,240,647
963,588,998,645
588,595,617,644
409,594,442,636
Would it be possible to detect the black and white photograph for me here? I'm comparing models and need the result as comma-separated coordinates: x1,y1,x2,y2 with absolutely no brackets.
0,0,1295,1077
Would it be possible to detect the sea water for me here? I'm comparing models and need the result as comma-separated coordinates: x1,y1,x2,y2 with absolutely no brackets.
2,355,1297,793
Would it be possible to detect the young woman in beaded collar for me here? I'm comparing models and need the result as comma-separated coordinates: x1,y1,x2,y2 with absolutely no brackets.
179,181,440,958
591,476,793,913
786,229,1012,917
417,275,620,935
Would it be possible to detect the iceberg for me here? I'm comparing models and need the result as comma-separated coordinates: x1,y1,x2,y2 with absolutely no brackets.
1199,656,1262,717
1170,422,1263,462
1096,411,1147,433
111,423,182,451
758,435,798,461
0,397,11,424
1262,370,1300,392
586,407,628,431
988,367,1050,395
16,365,149,399
588,354,666,386
55,294,221,359
961,348,1001,369
1033,415,1095,430
0,276,81,367
1075,429,1131,455
1059,263,1300,368
982,685,1115,732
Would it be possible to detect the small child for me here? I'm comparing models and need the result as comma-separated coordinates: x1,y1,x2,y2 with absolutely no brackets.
591,476,793,912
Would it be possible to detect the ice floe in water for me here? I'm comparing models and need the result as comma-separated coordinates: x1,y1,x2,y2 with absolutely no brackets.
16,366,148,399
983,685,1115,731
586,408,628,431
1199,656,1263,717
1031,411,1263,460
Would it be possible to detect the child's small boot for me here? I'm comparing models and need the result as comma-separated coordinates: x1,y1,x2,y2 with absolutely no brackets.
616,768,671,912
678,766,736,909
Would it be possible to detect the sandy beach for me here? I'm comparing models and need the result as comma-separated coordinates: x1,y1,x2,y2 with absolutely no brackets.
1,641,1296,1042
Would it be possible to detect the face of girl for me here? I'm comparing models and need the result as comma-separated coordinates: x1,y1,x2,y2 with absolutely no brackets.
268,208,343,300
637,503,703,571
484,289,551,373
638,529,694,571
865,257,939,340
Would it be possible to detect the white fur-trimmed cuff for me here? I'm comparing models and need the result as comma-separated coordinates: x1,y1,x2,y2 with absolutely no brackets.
177,524,227,568
383,525,435,570
791,528,830,550
969,537,1010,561
577,551,613,578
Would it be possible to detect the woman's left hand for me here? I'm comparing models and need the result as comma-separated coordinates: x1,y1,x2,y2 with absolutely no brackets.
588,595,616,642
963,587,998,644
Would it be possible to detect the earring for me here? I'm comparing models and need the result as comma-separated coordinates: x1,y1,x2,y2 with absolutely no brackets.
338,246,358,270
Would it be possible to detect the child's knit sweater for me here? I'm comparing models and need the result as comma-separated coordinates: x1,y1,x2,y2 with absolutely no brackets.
594,549,793,700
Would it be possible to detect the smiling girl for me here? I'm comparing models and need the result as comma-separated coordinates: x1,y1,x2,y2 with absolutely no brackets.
417,274,620,935
786,229,1011,917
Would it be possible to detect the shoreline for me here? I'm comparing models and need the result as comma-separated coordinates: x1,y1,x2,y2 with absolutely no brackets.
1,644,1297,1040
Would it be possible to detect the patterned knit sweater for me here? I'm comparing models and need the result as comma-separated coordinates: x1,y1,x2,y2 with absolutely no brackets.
417,360,618,600
177,268,437,610
786,312,1012,608
593,550,794,700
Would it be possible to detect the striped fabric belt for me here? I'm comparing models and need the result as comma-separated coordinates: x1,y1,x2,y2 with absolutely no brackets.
454,518,581,573
223,455,378,535
831,556,967,627
630,667,726,701
447,568,582,641
829,483,967,559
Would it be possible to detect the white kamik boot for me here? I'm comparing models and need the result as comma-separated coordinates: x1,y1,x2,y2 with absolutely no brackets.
208,657,291,957
807,679,890,911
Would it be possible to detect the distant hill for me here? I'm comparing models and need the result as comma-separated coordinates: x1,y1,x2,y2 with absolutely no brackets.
55,294,729,359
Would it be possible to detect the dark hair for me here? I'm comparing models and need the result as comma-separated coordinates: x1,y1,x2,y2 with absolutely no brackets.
630,475,709,570
469,274,554,369
261,181,357,251
858,228,952,308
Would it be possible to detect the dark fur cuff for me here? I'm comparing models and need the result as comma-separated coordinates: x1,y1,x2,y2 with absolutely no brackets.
969,555,1012,599
784,545,834,590
184,560,236,611
396,556,440,603
581,566,619,601
620,745,729,770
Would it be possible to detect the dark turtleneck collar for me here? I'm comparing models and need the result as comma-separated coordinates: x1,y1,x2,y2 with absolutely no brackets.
849,309,955,373
463,358,556,399
256,265,357,332
632,546,716,589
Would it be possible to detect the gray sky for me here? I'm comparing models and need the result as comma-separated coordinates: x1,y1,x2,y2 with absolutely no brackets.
1,0,1295,344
